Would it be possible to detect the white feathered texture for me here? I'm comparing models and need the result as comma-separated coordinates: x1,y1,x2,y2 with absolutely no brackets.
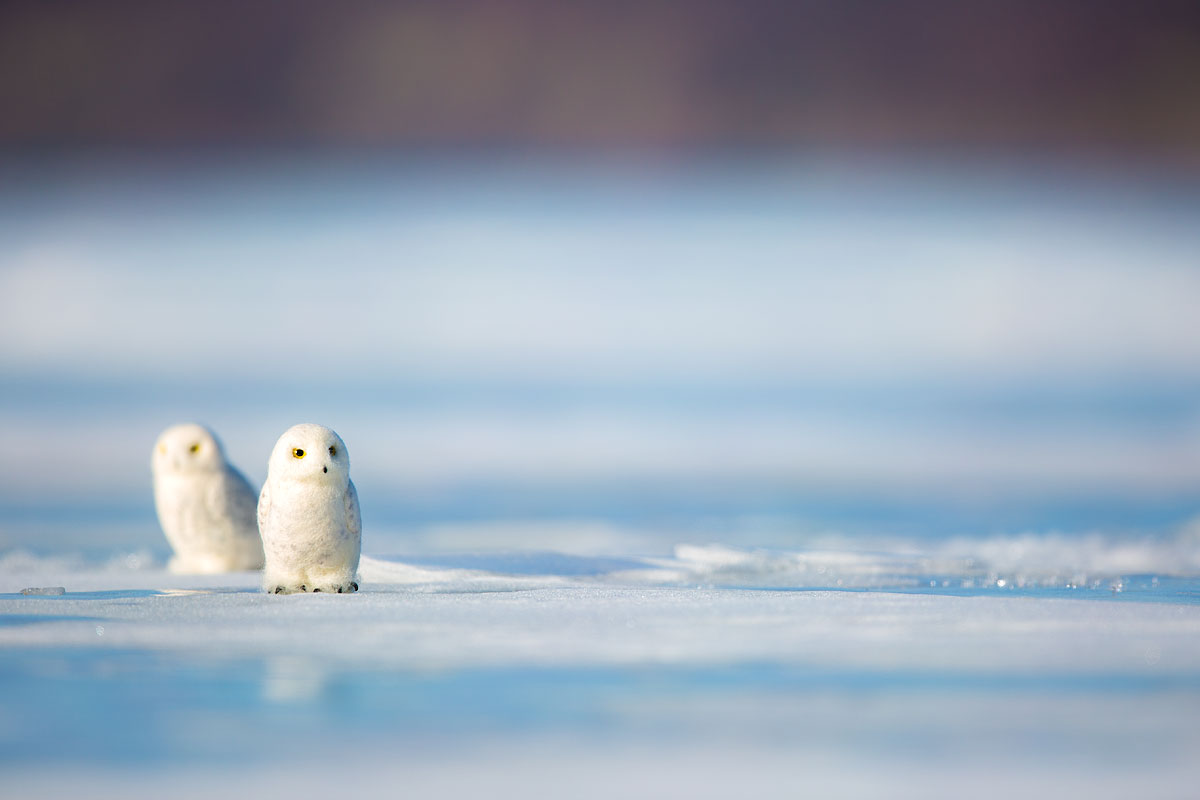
151,423,265,573
258,423,361,594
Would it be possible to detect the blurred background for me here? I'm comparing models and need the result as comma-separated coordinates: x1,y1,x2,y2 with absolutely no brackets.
2,0,1200,560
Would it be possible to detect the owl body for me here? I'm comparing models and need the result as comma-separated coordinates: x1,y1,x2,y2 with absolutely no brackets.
152,424,264,573
258,423,361,594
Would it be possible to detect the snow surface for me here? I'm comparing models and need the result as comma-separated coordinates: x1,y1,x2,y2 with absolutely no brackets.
3,543,1200,799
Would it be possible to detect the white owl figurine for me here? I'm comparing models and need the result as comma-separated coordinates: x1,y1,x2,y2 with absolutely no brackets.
152,423,265,573
258,423,361,594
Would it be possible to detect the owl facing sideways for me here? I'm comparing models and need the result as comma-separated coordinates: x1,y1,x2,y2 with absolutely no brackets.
152,423,265,573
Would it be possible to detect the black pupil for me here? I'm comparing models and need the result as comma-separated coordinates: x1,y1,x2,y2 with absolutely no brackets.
295,449,304,457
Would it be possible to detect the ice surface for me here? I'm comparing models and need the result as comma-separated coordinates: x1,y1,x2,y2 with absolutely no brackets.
3,541,1200,799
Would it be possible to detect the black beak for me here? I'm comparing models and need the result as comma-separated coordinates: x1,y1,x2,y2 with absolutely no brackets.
323,466,328,473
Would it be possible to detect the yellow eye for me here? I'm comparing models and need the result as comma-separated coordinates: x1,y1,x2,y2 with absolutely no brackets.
189,443,200,454
328,445,337,457
292,448,305,459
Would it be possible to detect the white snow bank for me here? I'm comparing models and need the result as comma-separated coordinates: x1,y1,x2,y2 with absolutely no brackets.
7,523,1200,596
367,523,1200,590
357,554,573,591
624,528,1200,589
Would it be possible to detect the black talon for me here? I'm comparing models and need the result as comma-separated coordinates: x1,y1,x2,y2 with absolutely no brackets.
313,588,321,592
273,586,283,594
337,586,344,593
350,582,358,592
299,585,306,592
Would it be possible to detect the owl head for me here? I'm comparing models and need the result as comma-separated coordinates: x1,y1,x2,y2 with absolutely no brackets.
266,423,350,487
152,423,227,475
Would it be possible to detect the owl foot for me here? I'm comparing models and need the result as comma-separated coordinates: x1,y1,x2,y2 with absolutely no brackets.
267,580,358,594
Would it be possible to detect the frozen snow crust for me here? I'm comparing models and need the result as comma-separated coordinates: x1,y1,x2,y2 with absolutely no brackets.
3,538,1200,799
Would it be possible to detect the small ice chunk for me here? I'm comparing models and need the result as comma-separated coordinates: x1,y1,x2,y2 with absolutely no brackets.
19,586,66,595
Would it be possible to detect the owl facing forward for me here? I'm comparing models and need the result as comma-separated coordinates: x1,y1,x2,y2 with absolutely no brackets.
152,423,265,573
258,423,361,594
